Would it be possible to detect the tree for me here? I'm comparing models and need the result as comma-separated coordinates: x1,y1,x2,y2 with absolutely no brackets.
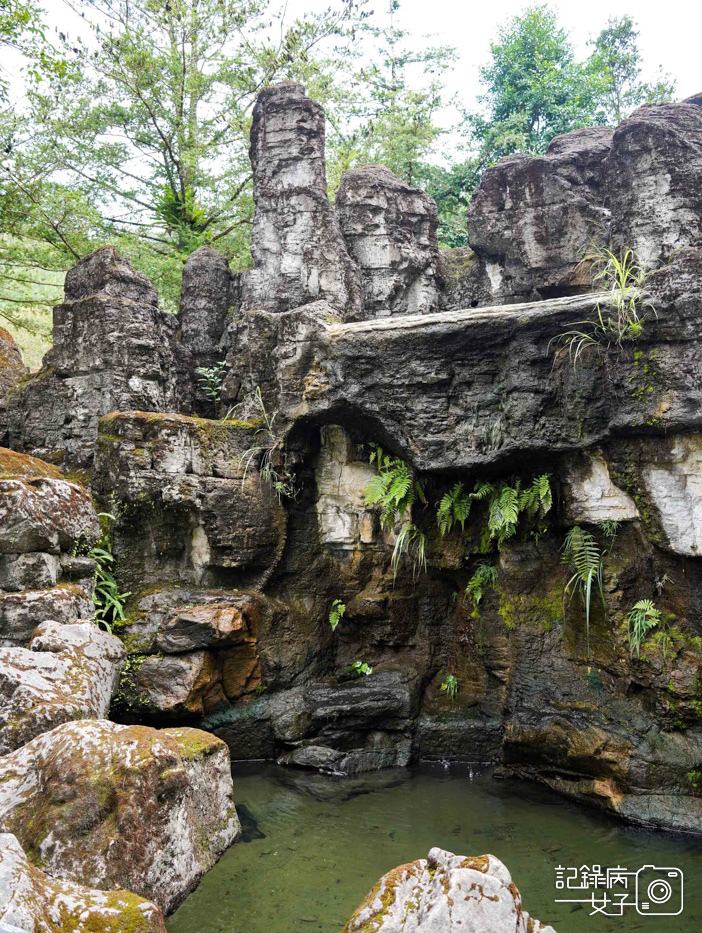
588,15,675,124
0,0,68,99
326,0,455,190
466,4,601,168
0,0,373,334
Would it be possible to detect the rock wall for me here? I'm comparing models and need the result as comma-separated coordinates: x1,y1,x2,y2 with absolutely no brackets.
3,82,702,845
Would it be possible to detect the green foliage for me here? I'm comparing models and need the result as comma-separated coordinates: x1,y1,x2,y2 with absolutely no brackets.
687,770,702,791
90,515,131,633
240,387,298,502
348,660,373,677
627,599,662,657
588,15,675,124
480,474,552,550
437,483,473,536
562,526,606,654
365,444,427,581
552,247,656,367
195,362,227,407
329,599,346,632
598,520,621,551
465,561,498,614
440,673,458,702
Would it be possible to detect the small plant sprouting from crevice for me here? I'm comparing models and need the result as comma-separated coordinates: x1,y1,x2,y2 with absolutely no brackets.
329,599,346,632
365,443,427,581
195,361,227,407
627,599,661,657
598,520,620,551
551,246,656,368
465,560,498,616
347,660,373,677
437,483,473,536
240,386,298,502
440,673,459,702
562,525,606,655
91,513,131,634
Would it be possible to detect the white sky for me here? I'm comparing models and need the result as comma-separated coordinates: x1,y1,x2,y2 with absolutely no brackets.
31,0,702,106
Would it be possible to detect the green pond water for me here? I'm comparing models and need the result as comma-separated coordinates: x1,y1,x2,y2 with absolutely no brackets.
168,763,702,933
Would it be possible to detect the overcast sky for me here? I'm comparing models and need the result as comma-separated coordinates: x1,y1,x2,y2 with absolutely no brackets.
13,0,702,121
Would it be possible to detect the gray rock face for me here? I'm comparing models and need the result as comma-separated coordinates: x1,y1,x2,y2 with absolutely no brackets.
179,245,235,414
0,720,239,914
6,246,178,468
0,328,26,447
606,102,702,264
336,165,441,318
93,411,286,595
242,82,363,317
0,832,167,933
467,126,613,302
343,848,557,933
0,477,98,555
0,620,126,755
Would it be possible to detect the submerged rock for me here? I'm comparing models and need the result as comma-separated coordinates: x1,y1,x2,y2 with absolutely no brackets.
0,720,239,914
343,847,556,932
0,620,126,754
0,832,166,933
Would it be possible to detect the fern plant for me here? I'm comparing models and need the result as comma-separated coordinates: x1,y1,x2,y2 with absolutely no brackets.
598,520,621,550
329,599,346,632
437,483,473,536
466,561,498,614
90,515,131,633
562,526,606,654
481,475,552,550
627,599,661,657
365,444,427,581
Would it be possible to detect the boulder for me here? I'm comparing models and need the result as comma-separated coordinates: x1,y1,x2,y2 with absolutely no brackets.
241,82,363,317
0,476,99,554
343,848,557,932
336,165,441,318
0,720,239,914
562,453,639,524
467,126,613,302
0,585,94,647
118,651,224,720
6,247,178,468
0,620,126,754
0,832,166,933
606,101,702,265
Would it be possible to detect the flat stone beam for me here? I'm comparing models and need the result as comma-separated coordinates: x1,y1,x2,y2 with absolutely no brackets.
229,288,701,472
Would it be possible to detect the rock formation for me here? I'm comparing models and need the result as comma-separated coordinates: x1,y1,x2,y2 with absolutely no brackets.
467,126,613,302
343,848,556,932
241,82,363,317
0,620,125,754
2,84,702,929
0,720,239,914
0,832,166,933
0,328,26,447
6,246,178,468
336,165,442,317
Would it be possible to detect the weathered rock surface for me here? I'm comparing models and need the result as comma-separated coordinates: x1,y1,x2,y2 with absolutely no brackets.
0,585,94,647
562,452,639,524
0,720,239,914
343,848,556,932
607,102,702,264
241,82,362,317
0,832,166,933
0,328,26,447
0,620,126,754
336,165,441,318
6,247,178,468
94,411,286,594
0,476,98,555
467,126,613,303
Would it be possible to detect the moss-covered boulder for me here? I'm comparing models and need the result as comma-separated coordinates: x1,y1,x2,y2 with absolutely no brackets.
0,620,126,755
0,719,240,914
343,848,557,933
0,832,166,933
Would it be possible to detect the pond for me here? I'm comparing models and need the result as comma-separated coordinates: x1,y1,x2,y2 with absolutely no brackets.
168,762,702,933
